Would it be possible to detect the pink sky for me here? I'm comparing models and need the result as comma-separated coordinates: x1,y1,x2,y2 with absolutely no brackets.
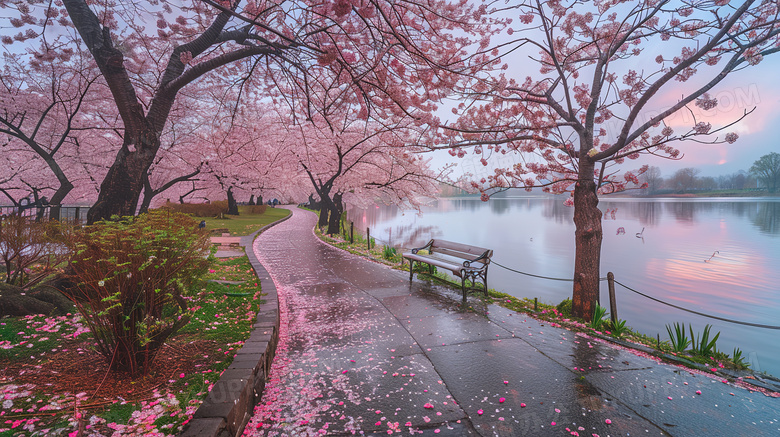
641,69,780,177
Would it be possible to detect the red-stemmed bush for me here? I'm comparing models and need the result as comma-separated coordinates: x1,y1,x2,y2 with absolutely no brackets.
1,214,68,289
62,210,212,375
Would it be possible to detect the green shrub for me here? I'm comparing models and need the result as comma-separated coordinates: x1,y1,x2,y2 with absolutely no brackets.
608,318,629,337
382,245,398,261
731,348,749,369
159,200,229,217
556,298,572,317
690,324,720,357
62,210,212,375
245,204,268,215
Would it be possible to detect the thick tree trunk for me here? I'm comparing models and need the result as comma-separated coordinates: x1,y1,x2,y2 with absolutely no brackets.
139,173,154,215
65,0,240,224
318,204,329,228
326,193,343,235
226,187,239,215
47,181,73,221
87,132,158,223
571,163,603,322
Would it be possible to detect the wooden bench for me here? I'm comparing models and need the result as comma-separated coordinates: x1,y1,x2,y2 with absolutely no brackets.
402,239,493,300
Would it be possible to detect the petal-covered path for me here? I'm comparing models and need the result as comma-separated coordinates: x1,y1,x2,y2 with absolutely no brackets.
244,207,779,436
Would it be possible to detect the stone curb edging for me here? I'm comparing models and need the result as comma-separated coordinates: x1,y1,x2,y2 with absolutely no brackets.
179,210,292,437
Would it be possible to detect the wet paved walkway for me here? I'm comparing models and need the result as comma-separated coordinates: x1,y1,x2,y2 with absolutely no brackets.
244,207,779,436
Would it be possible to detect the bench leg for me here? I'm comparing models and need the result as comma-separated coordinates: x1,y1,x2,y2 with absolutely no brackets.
461,277,467,301
483,271,489,296
409,260,414,281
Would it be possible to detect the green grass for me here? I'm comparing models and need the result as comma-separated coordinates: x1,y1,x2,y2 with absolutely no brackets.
199,206,290,236
154,254,263,429
0,316,80,362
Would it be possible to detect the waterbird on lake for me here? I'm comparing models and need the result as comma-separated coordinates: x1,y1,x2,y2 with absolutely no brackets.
704,250,720,263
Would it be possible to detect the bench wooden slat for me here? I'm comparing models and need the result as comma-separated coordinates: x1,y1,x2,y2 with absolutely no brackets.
403,254,465,277
431,239,489,257
432,247,489,263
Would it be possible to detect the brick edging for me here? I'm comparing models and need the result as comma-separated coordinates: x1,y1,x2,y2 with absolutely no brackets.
179,209,292,437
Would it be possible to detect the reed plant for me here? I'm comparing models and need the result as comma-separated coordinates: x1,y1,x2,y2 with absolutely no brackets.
589,303,609,331
690,324,720,357
665,322,690,353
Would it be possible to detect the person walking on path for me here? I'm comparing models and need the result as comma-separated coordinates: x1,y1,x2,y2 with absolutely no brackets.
243,207,779,436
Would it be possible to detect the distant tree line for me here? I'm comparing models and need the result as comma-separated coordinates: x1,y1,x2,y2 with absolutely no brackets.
640,153,780,194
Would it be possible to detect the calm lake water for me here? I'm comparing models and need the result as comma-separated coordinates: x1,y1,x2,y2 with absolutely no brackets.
347,196,780,377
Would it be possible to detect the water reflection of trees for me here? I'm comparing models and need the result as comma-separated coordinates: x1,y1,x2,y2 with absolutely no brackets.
351,199,780,247
601,201,663,226
631,202,661,226
541,198,574,223
382,224,440,249
346,204,401,228
660,201,779,233
665,201,697,223
750,202,780,235
450,198,480,212
490,199,511,215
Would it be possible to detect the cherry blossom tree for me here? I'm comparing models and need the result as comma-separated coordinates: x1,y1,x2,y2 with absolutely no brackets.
292,113,441,235
0,141,36,206
1,0,496,224
169,102,304,210
137,91,214,213
0,43,101,218
446,0,780,319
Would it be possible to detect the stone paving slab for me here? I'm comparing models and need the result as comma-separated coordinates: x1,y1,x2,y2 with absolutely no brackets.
211,236,243,245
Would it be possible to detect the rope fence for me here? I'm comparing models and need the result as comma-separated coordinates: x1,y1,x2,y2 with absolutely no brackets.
344,221,780,330
491,260,610,282
493,256,780,330
613,279,780,330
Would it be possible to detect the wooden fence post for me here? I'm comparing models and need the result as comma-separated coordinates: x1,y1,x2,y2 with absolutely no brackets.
350,221,354,244
74,207,80,224
607,272,618,324
367,227,371,250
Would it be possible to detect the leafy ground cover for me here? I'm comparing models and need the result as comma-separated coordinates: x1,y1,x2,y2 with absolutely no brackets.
200,206,290,236
0,253,263,436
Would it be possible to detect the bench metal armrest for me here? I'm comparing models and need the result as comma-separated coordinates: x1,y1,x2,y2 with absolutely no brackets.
410,239,434,255
462,251,492,269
